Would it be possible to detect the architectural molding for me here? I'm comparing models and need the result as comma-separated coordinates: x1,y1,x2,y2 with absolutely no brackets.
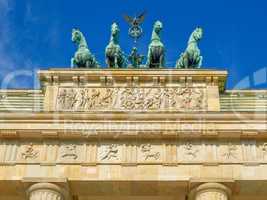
0,139,266,165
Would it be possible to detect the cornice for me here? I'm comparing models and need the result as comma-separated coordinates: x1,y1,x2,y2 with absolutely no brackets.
0,111,265,121
0,112,265,139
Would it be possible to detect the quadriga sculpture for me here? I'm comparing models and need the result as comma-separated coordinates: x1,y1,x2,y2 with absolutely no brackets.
105,23,127,68
146,21,165,68
71,29,98,68
176,27,203,69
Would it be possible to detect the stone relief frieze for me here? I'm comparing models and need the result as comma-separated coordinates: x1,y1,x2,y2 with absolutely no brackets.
56,87,206,111
261,143,267,153
260,143,267,161
221,143,238,160
2,140,267,165
100,144,119,161
61,144,78,160
21,143,39,160
140,144,160,161
183,142,199,159
179,141,203,162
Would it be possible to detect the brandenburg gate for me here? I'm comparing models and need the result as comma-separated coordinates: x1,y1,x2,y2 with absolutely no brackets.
0,21,266,200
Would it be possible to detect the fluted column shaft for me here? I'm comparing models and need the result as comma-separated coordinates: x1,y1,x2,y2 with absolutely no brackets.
27,183,65,200
190,183,231,200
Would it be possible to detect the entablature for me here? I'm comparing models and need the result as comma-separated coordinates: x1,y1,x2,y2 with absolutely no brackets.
38,69,227,89
0,112,265,139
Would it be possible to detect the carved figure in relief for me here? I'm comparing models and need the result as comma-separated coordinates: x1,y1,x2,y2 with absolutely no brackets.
177,88,204,110
261,143,267,152
120,88,164,110
21,143,39,160
120,88,135,109
261,143,267,159
100,88,114,106
61,144,78,160
88,89,101,108
57,89,67,108
141,144,160,160
222,143,238,159
58,89,78,110
164,88,177,108
77,89,87,108
184,142,199,159
101,144,119,160
57,88,116,111
145,88,163,109
66,89,77,109
57,87,206,111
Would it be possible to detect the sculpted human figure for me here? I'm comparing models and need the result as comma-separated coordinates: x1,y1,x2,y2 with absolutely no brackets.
146,20,165,68
71,29,98,68
128,47,145,68
21,143,39,160
101,144,119,160
141,144,160,160
176,27,203,68
105,23,127,68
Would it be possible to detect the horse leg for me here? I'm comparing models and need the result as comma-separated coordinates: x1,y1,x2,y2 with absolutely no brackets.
84,58,89,68
176,53,184,69
106,58,110,68
146,48,151,68
162,52,165,68
114,54,118,68
160,55,164,68
197,56,203,68
184,53,189,69
71,58,75,68
121,53,127,68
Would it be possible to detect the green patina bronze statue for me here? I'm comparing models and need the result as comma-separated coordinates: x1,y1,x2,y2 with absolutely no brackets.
128,47,145,68
71,29,98,68
176,27,203,69
105,23,127,68
146,20,165,68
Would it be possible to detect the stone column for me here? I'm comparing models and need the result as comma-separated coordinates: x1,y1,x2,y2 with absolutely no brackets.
189,183,231,200
27,183,66,200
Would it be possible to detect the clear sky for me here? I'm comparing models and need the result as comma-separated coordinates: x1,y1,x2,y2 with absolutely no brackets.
0,0,267,89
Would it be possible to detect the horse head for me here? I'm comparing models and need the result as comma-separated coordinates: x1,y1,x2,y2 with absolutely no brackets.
192,27,203,42
153,21,163,34
72,29,82,44
111,23,120,39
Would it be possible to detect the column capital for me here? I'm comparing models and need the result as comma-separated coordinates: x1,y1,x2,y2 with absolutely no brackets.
189,182,232,200
27,182,67,200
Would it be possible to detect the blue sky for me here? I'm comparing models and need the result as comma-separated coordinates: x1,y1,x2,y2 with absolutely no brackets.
0,0,267,89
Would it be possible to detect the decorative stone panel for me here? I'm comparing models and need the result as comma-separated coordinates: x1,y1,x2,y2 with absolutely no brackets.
56,87,207,112
0,140,266,165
